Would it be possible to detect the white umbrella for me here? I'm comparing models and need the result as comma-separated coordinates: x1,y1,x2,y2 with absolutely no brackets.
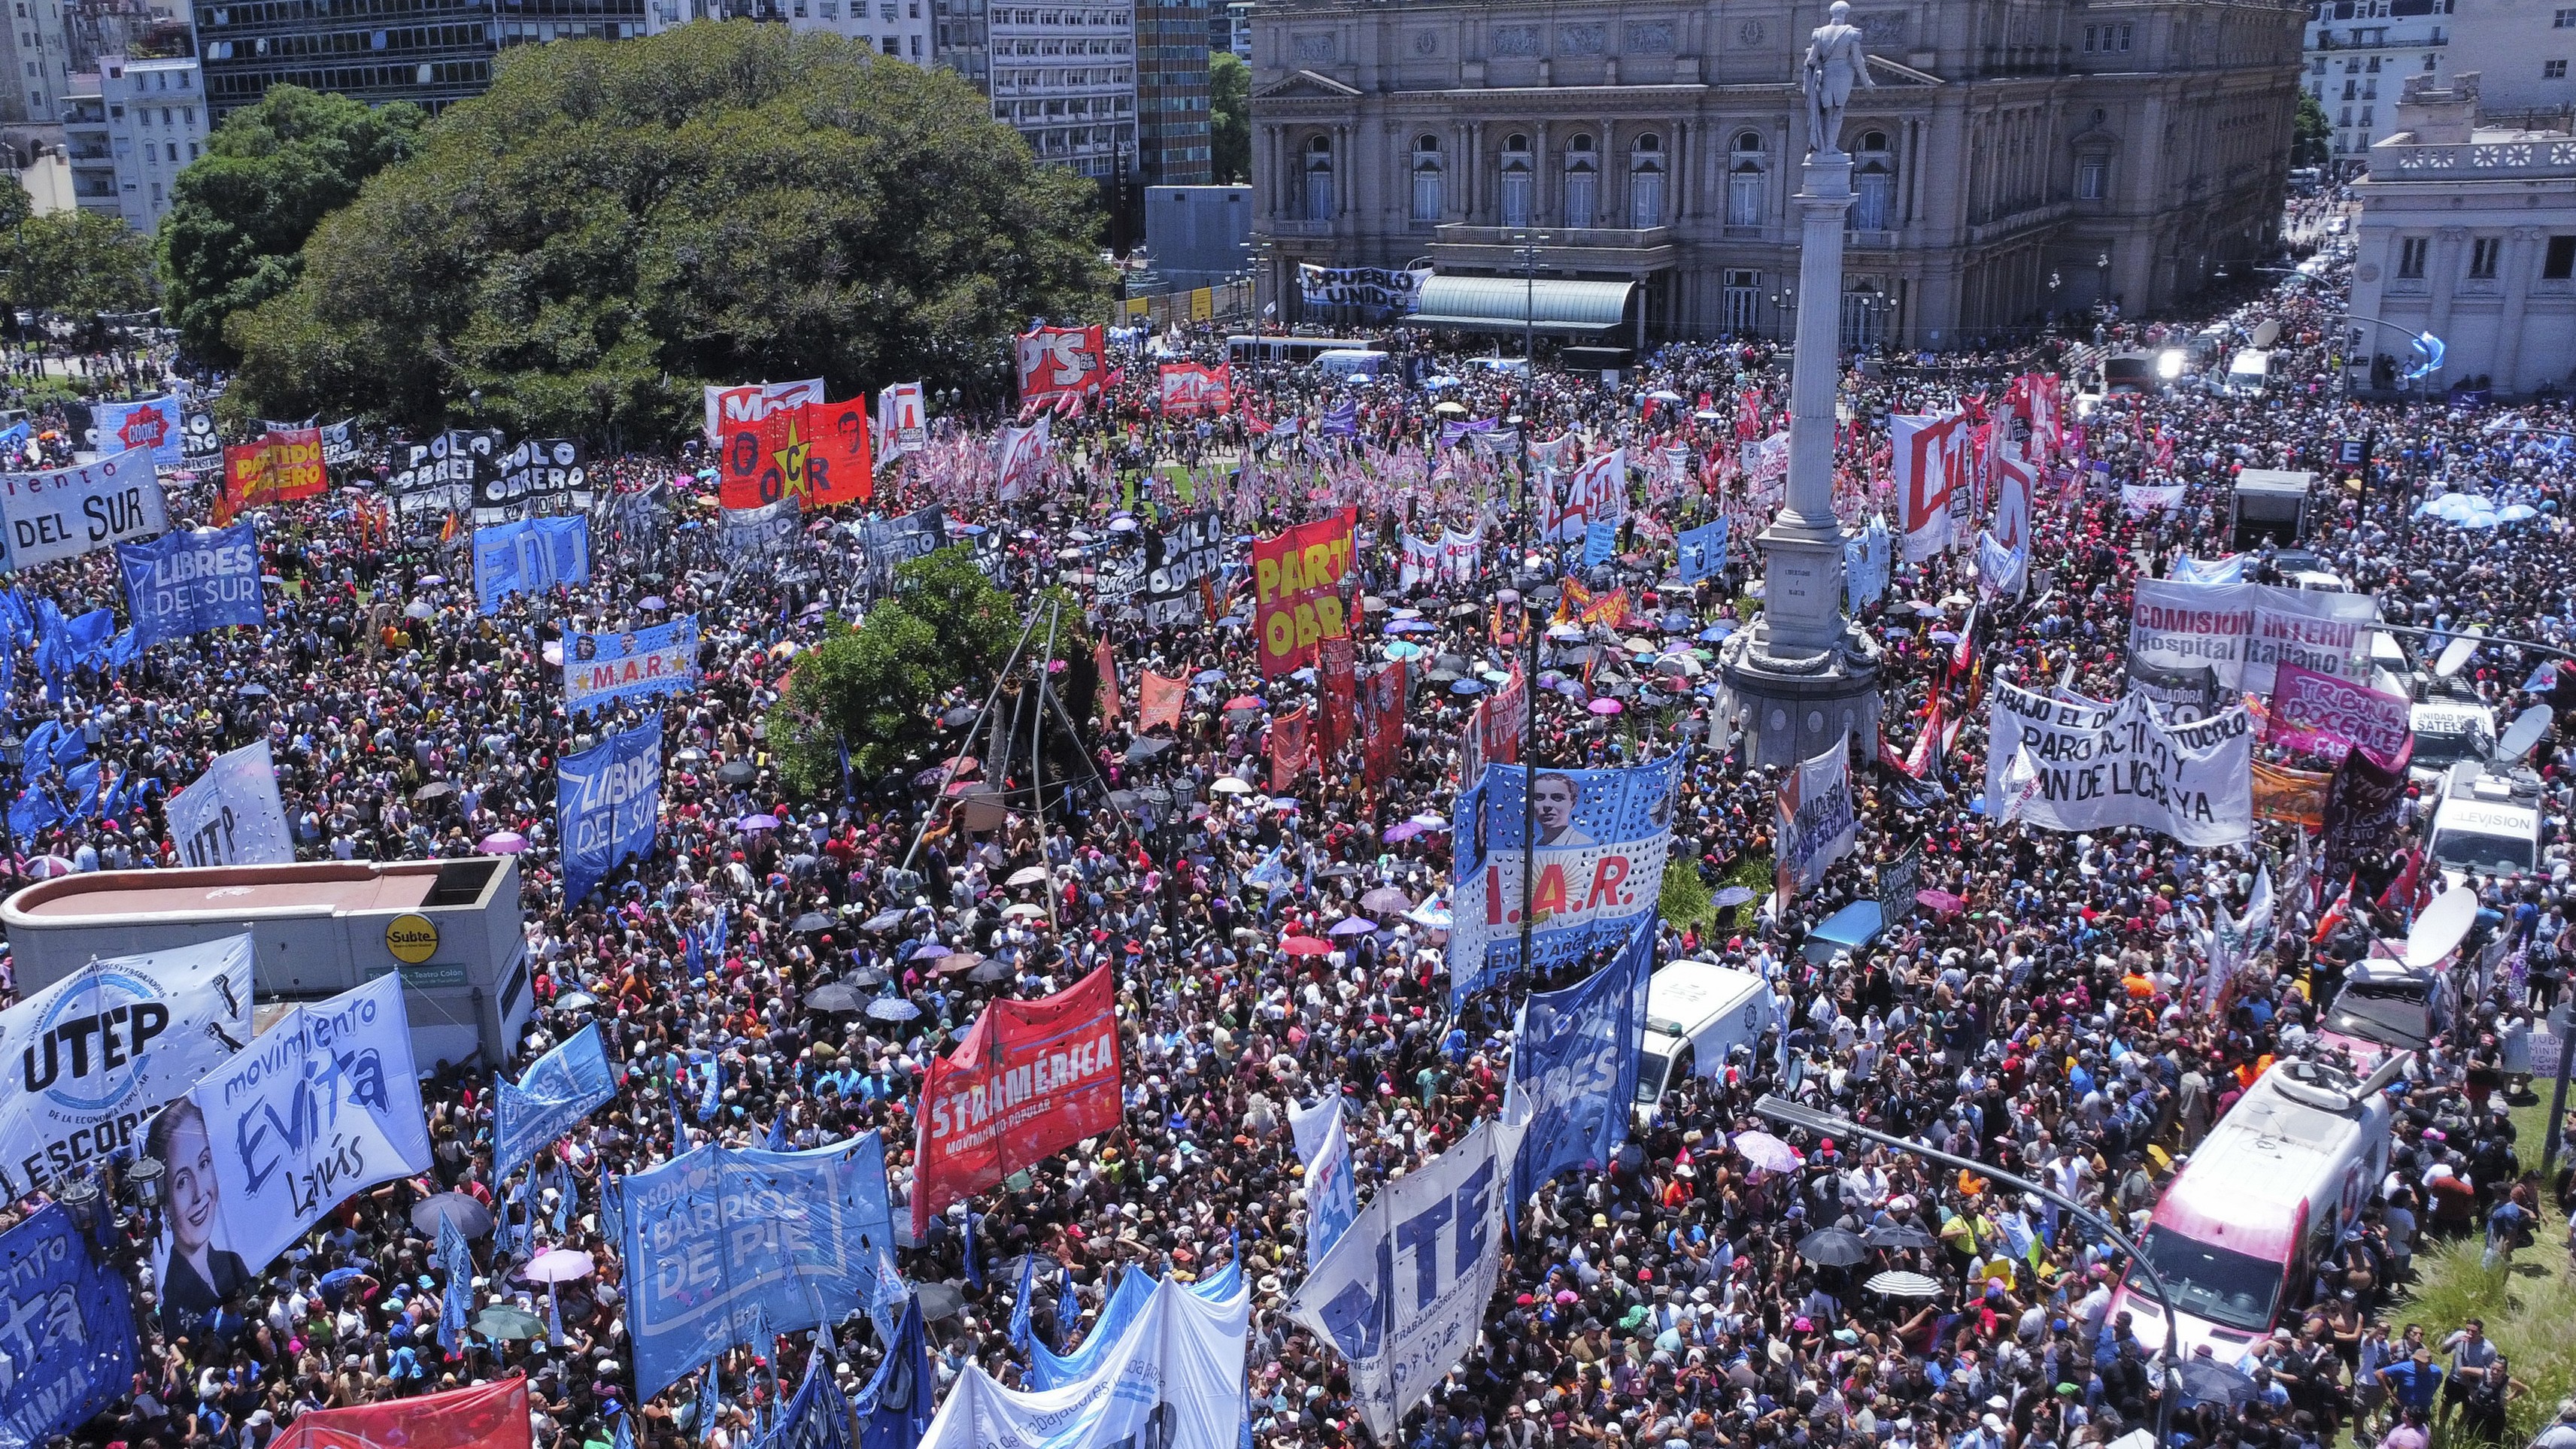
1209,777,1255,795
1731,1130,1802,1174
1008,865,1052,886
1863,1270,1943,1299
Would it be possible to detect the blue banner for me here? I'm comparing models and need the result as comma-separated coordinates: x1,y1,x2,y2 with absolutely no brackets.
564,614,700,716
94,396,184,466
1028,1259,1240,1390
558,713,661,905
0,1205,136,1443
1447,753,1682,1004
851,1296,934,1449
1582,519,1620,567
119,523,262,648
492,1020,620,1176
757,1350,856,1449
620,1135,899,1402
1676,518,1726,585
1287,1095,1357,1271
475,515,590,614
1505,911,1652,1227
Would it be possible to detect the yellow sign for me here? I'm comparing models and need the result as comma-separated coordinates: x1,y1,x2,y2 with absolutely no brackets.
1189,286,1214,321
385,913,440,965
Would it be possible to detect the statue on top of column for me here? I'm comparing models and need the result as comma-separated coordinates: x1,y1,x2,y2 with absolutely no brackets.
1801,0,1876,156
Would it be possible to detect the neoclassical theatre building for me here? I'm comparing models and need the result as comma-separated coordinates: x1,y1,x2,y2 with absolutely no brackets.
1246,0,2307,349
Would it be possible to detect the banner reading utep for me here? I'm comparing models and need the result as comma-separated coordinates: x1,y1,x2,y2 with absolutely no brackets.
912,964,1122,1236
1158,362,1232,416
564,614,699,716
1447,753,1682,1003
2266,662,2410,763
0,1204,138,1446
1016,324,1109,403
274,1375,530,1449
220,429,324,517
1252,508,1355,677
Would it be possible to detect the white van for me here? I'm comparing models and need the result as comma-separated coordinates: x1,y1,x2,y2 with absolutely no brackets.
2110,1056,2399,1363
1634,959,1774,1123
2225,349,2272,396
2426,771,2545,884
2408,699,2496,785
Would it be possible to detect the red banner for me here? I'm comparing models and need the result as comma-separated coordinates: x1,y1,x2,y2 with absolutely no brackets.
912,963,1123,1235
1316,636,1355,756
1016,324,1109,402
1095,639,1121,723
793,396,874,508
1139,670,1187,732
1251,508,1355,677
1270,706,1309,793
220,428,325,521
1361,662,1406,788
275,1377,530,1449
1482,664,1525,766
1158,362,1232,416
715,409,784,509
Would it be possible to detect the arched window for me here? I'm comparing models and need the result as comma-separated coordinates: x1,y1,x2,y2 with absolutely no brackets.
1628,132,1664,227
1500,132,1533,229
1852,128,1895,232
1563,132,1599,229
1303,133,1334,222
1410,133,1443,223
1725,130,1766,228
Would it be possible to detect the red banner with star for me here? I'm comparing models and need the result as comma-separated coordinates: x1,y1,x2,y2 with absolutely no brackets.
793,396,873,508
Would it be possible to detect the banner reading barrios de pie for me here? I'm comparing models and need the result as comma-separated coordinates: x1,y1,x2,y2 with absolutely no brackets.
1251,508,1355,677
911,964,1121,1236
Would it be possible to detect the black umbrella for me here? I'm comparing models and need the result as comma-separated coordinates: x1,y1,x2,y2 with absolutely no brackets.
237,683,272,698
916,1281,966,1321
1863,1223,1939,1250
413,781,455,802
968,959,1012,984
941,706,981,728
717,759,759,786
805,984,863,1013
2176,1359,2258,1409
1126,736,1176,762
1796,1228,1871,1267
1109,790,1145,812
790,911,833,934
413,1191,493,1238
858,909,909,932
846,967,891,989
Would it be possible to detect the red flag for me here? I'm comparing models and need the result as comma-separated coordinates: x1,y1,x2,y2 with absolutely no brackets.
1095,639,1121,723
2311,875,2355,945
715,410,787,509
793,396,874,507
911,965,1121,1236
1317,636,1356,756
1138,670,1187,732
1361,662,1406,788
1270,706,1309,793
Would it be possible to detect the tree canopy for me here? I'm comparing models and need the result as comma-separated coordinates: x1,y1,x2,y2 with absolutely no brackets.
156,85,424,364
226,23,1110,445
1210,51,1250,185
8,210,159,317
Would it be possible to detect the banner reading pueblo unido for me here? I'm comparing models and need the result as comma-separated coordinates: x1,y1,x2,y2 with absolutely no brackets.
1251,508,1355,677
911,964,1121,1236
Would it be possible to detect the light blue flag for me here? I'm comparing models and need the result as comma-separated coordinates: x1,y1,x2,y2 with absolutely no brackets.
493,1020,619,1177
436,1216,474,1353
1007,1252,1037,1358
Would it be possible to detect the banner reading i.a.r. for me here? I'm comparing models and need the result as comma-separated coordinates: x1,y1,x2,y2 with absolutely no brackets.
1446,752,1682,1005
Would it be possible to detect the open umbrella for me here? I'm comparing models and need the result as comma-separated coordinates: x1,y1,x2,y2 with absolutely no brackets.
805,984,863,1013
909,943,950,961
1327,917,1378,935
859,909,909,932
1796,1228,1870,1267
737,813,781,832
1383,820,1427,842
969,959,1013,984
1863,1223,1939,1250
1222,695,1264,711
413,781,454,802
479,831,529,854
1279,935,1335,956
1126,736,1176,762
937,952,985,975
1861,1270,1943,1299
867,998,922,1022
790,911,833,934
717,760,759,786
1360,887,1412,914
1710,885,1758,908
523,1247,595,1284
2176,1360,2258,1409
472,1305,548,1341
848,967,891,989
915,1281,966,1321
1003,902,1050,920
1008,865,1053,886
1208,777,1255,795
1731,1130,1801,1174
554,991,598,1011
413,1192,493,1239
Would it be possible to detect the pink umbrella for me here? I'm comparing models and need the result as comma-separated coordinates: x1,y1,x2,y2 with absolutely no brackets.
1914,888,1967,920
1731,1130,1802,1175
480,832,529,854
25,855,74,879
521,1247,593,1347
1587,698,1622,715
1279,935,1335,956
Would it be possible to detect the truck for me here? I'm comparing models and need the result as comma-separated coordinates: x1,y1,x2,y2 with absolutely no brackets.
1633,959,1775,1123
2229,468,2314,550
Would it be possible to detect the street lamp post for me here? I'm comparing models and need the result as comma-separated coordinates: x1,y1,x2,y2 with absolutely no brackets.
1769,284,1798,344
1509,229,1550,549
1754,1094,2184,1449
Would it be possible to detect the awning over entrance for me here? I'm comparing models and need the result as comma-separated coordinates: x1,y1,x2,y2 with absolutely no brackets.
1406,275,1639,335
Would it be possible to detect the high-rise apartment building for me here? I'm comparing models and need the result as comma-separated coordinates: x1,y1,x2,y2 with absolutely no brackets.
1,0,75,124
1133,0,1204,183
2301,0,2453,173
197,0,496,117
942,0,1133,179
63,50,203,227
2444,0,2576,120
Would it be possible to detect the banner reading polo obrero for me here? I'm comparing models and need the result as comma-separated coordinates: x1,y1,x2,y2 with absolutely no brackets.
1894,410,1966,562
622,1134,898,1400
219,428,324,520
1446,751,1683,1005
175,973,432,1277
558,713,661,905
1016,323,1110,403
271,1377,530,1449
1981,678,2255,847
0,446,166,572
120,522,262,648
911,963,1121,1237
1774,733,1858,902
0,1202,139,1447
95,394,184,466
0,933,252,1200
1158,361,1232,416
1252,507,1355,677
491,1020,618,1177
564,615,699,717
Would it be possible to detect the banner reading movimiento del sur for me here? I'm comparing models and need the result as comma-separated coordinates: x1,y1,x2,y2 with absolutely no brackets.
911,964,1122,1237
1251,508,1355,677
177,974,432,1281
1447,752,1682,1004
0,1203,138,1449
0,446,167,573
119,523,262,649
563,615,699,717
620,1135,897,1401
1981,678,2253,847
0,935,253,1200
557,713,661,905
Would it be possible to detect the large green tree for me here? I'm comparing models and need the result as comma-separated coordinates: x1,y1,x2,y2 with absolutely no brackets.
227,23,1109,445
1209,50,1250,185
156,86,424,364
6,210,159,317
2293,91,2332,169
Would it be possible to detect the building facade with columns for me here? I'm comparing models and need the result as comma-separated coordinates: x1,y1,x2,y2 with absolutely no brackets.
1246,0,2307,350
2344,71,2576,396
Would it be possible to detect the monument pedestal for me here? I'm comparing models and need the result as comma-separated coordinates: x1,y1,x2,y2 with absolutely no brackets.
1716,147,1883,770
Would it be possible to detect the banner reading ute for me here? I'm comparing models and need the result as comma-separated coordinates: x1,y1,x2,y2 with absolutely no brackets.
911,964,1122,1237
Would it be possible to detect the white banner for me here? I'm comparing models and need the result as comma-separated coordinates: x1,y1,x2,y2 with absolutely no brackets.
0,446,168,572
2121,481,2185,514
1976,529,2028,601
1983,678,2254,847
1399,532,1440,590
1542,448,1626,543
166,740,296,867
919,1273,1248,1449
702,379,824,441
1289,1118,1521,1439
1893,412,1965,562
994,415,1051,501
1287,1093,1358,1270
0,935,253,1199
2247,594,2377,693
877,382,927,457
1773,732,1857,899
2130,580,2378,693
176,975,433,1276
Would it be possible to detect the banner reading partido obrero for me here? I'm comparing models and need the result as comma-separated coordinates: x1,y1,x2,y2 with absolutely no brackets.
1251,508,1355,677
910,964,1122,1235
1446,753,1683,1004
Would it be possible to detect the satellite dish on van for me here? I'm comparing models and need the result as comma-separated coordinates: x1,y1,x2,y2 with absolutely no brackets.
2403,887,2480,969
2500,705,2553,762
2435,629,2483,678
2251,320,2282,350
